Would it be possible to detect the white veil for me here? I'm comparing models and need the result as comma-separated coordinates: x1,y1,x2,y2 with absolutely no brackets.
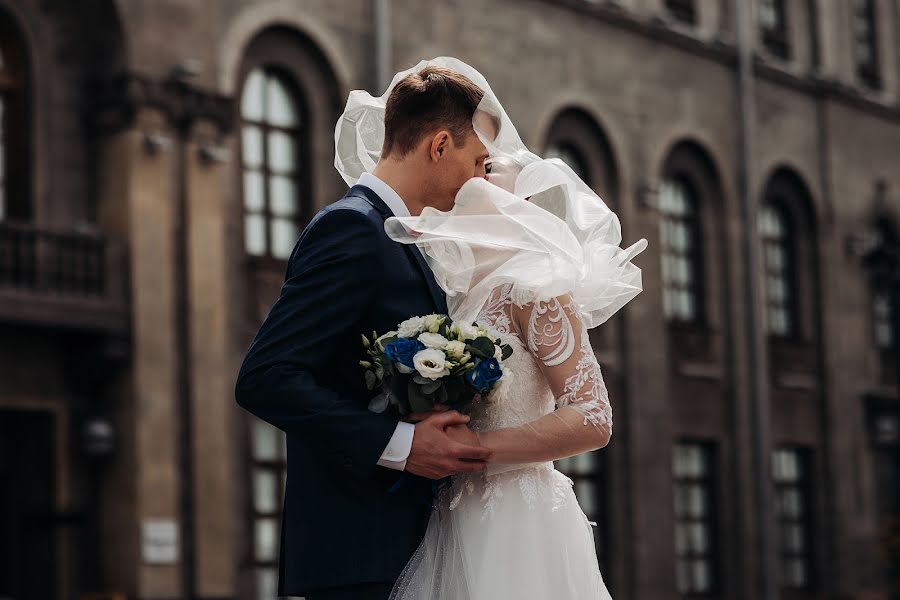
334,57,648,329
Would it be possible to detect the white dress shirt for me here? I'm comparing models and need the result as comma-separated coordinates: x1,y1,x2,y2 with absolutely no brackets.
358,173,416,471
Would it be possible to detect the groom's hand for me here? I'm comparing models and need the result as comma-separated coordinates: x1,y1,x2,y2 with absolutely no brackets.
405,411,492,480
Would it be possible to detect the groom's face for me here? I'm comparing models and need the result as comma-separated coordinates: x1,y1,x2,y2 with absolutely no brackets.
428,129,490,212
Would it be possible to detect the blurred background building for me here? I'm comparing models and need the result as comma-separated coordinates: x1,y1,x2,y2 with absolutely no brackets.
0,0,898,599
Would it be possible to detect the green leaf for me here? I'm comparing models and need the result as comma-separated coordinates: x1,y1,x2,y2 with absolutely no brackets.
501,344,513,360
466,337,495,359
368,392,390,413
421,379,441,395
407,381,433,413
364,370,377,391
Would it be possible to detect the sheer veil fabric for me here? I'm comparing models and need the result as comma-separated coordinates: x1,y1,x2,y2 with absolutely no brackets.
334,56,647,329
334,57,644,599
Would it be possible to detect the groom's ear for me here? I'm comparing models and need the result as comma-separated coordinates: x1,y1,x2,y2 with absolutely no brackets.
430,131,451,161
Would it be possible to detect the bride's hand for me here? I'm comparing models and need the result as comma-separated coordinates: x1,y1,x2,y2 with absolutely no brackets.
445,423,485,458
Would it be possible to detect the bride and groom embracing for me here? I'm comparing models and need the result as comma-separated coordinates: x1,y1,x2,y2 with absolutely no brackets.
235,57,647,600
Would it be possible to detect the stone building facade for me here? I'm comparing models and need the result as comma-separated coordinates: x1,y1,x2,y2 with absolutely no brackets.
0,0,898,599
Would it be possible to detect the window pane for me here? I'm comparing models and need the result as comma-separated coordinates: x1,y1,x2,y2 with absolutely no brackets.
784,523,805,552
575,479,597,516
674,522,688,554
254,518,279,562
252,419,280,461
689,522,709,553
267,130,297,174
242,126,263,169
255,568,278,600
241,70,265,122
270,218,299,260
253,469,279,514
269,176,299,217
692,558,712,592
266,76,300,127
688,484,706,517
244,214,267,256
243,170,265,212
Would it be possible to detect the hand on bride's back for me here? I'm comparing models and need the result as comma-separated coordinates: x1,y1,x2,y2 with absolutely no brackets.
404,410,492,480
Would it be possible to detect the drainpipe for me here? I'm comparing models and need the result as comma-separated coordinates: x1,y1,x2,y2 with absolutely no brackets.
374,0,392,92
734,2,776,600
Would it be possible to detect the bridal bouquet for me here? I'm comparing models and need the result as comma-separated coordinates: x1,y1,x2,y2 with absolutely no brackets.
361,314,513,416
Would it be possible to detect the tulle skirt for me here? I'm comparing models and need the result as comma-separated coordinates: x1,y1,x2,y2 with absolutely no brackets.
389,462,614,599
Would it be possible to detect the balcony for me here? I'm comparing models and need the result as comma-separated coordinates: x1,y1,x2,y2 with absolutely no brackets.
0,221,129,334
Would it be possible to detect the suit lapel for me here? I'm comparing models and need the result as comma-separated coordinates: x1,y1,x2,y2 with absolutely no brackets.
348,186,449,314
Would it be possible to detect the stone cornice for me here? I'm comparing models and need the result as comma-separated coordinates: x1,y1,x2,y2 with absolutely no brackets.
90,71,235,135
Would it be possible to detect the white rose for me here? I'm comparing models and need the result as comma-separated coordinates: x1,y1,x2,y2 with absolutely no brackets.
418,332,450,350
397,316,426,338
412,348,450,380
494,344,504,360
423,314,444,333
454,322,480,341
445,340,467,359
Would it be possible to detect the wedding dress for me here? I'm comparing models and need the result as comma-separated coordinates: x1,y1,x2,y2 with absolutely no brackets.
388,283,615,599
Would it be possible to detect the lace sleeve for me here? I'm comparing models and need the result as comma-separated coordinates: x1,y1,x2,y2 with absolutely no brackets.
512,294,613,440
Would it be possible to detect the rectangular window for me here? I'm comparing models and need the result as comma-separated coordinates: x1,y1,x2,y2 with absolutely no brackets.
672,441,719,595
772,447,815,590
249,418,287,600
556,451,609,573
853,0,881,89
759,0,790,59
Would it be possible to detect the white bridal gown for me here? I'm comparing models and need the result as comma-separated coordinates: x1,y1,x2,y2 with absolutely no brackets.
389,283,615,600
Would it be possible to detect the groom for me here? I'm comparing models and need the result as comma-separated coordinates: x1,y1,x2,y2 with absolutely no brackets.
235,66,494,600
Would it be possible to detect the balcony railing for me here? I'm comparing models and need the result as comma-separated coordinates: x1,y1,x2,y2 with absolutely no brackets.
0,221,129,334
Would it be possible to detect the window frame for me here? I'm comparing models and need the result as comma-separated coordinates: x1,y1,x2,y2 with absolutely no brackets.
659,173,706,326
671,439,720,597
772,446,817,592
759,0,791,60
853,0,881,89
238,65,311,268
759,199,798,339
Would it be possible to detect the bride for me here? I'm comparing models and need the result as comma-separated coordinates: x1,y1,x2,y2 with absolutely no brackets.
335,57,647,600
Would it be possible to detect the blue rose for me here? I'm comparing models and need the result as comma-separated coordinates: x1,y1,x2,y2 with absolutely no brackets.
465,357,503,392
384,337,425,369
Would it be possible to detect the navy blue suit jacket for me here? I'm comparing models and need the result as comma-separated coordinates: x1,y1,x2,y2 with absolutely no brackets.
235,185,448,595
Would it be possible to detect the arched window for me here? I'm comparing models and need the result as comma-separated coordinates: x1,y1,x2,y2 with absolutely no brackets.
543,108,620,207
759,202,796,337
239,67,309,261
659,176,703,323
0,15,30,221
545,143,590,185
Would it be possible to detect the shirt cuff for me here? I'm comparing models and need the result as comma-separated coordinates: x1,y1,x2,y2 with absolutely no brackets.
377,421,415,471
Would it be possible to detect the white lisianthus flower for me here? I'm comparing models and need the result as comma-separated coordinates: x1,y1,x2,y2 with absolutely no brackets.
413,348,450,380
483,325,502,341
397,316,426,338
454,322,480,341
423,314,444,333
494,344,504,360
418,332,450,350
375,330,398,351
445,340,467,359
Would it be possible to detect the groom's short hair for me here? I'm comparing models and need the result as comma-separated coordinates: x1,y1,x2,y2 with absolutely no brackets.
382,66,485,157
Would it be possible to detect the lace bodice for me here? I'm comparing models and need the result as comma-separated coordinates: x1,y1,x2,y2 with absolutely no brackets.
445,283,613,518
468,283,612,434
